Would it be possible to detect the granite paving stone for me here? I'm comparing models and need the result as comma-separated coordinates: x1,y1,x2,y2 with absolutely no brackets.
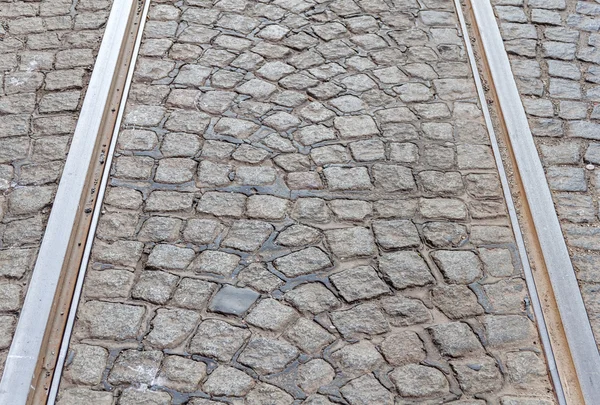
0,0,116,372
56,0,557,402
490,0,600,356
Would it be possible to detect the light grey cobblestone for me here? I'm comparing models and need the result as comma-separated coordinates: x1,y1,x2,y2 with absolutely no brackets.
491,0,600,352
0,0,113,376
57,0,556,403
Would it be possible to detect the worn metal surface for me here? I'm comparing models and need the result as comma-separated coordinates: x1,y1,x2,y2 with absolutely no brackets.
471,1,600,403
0,0,137,403
48,0,152,402
456,1,565,403
52,0,558,403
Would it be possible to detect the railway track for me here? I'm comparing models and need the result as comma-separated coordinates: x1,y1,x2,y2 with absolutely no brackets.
0,0,598,403
0,0,151,403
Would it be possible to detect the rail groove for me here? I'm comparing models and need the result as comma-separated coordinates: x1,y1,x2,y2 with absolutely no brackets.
1,0,598,403
464,0,600,403
0,0,148,403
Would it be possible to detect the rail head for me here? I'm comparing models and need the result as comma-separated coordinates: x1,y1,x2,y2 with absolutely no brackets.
468,0,600,403
0,0,139,403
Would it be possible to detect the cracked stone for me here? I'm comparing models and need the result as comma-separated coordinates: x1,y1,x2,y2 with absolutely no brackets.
108,349,163,385
340,374,393,405
432,285,484,320
311,145,349,166
214,117,260,139
381,295,432,326
170,278,217,310
299,101,336,122
197,160,232,186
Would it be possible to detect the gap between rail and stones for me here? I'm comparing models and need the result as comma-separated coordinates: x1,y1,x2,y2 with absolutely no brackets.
0,0,149,403
468,0,600,403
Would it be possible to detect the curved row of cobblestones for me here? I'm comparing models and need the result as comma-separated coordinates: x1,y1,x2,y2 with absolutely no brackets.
57,0,556,404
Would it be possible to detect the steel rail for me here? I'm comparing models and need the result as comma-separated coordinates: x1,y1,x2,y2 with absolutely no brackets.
46,0,152,401
467,0,600,403
452,1,566,403
0,0,138,403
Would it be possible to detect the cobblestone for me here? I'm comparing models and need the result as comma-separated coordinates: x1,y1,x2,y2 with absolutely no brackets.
491,0,600,353
55,0,556,403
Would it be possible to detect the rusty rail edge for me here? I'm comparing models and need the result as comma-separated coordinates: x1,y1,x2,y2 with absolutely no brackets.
46,0,152,401
453,0,567,403
467,0,600,403
0,0,138,403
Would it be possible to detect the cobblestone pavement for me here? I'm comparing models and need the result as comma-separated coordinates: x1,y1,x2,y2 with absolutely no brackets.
0,0,114,376
55,0,557,404
491,0,600,349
